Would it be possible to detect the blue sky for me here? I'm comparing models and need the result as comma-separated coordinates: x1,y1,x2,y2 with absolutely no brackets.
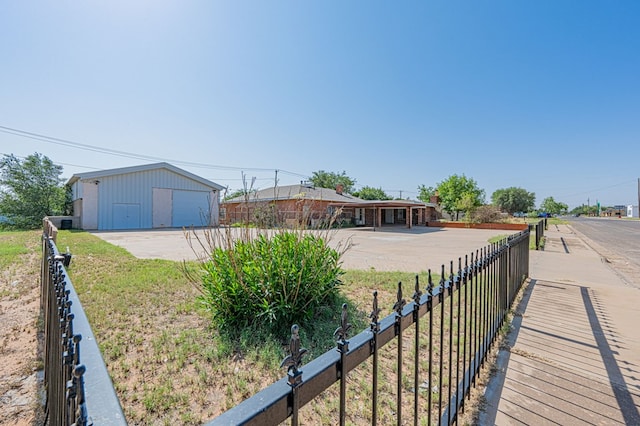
1,1,639,209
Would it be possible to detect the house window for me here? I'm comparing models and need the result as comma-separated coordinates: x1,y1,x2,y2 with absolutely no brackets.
398,209,405,221
220,208,226,219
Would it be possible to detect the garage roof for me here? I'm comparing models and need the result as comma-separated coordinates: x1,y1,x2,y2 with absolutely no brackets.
67,162,224,190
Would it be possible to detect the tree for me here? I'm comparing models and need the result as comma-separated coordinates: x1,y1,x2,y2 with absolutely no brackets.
0,153,66,229
309,170,356,194
457,192,479,223
491,187,536,215
540,197,568,215
224,188,253,201
570,204,597,216
436,174,485,220
417,185,436,203
352,186,391,200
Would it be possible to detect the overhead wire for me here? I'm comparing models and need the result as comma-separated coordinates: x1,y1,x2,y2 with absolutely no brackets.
0,152,100,171
1,124,419,197
0,125,305,176
556,179,636,200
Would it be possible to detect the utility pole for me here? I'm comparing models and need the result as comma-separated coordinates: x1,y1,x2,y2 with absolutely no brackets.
274,169,279,225
637,178,639,218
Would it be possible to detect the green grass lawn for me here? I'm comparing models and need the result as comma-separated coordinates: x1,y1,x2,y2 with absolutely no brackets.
0,230,41,299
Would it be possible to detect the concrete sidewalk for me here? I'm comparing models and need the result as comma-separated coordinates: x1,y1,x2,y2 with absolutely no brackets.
481,225,640,425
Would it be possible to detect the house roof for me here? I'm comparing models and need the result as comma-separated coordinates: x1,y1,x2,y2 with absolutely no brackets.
67,162,224,190
224,184,365,203
329,199,437,208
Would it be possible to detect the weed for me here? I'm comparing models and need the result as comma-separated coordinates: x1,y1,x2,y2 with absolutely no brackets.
184,224,351,337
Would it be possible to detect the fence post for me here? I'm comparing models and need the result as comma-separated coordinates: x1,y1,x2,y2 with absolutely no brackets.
370,291,381,426
280,324,307,426
393,282,406,426
334,304,351,426
412,275,422,425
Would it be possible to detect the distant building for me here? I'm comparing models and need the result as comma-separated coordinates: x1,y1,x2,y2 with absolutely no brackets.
603,205,626,217
628,205,639,218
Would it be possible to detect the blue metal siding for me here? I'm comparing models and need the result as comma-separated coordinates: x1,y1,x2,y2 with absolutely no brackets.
97,169,217,230
112,203,141,229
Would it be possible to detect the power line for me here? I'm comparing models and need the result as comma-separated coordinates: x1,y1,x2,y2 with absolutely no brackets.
2,125,419,196
0,125,307,177
556,179,636,199
0,152,100,171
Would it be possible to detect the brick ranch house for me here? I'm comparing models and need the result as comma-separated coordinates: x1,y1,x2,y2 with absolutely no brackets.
221,183,438,228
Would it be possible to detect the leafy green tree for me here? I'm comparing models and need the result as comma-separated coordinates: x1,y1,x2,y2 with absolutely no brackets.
569,206,584,216
417,185,437,203
491,187,536,215
570,205,598,216
540,196,568,215
309,170,356,194
352,186,391,200
0,153,66,229
457,192,479,223
224,188,253,201
436,174,485,220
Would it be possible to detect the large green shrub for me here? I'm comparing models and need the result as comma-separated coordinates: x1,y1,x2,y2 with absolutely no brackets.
196,231,344,335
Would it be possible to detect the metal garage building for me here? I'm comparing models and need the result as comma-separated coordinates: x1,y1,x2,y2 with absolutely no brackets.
68,163,224,230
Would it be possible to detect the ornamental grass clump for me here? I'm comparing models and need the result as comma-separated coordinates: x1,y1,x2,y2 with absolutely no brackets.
186,226,348,336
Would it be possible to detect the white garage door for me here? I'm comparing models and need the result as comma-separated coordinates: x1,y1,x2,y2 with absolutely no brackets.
172,190,211,227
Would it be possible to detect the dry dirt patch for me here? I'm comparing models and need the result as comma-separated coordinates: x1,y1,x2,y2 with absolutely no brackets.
0,232,43,426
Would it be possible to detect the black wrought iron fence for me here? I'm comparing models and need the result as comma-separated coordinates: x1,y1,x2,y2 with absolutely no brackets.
207,228,530,426
531,218,546,250
41,220,127,425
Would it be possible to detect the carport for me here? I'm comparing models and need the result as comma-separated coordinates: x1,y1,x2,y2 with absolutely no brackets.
329,200,437,229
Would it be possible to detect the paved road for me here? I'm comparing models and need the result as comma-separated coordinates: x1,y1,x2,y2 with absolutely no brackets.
565,217,640,287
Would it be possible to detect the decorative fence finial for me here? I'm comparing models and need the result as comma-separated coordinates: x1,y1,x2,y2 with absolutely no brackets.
334,303,352,350
393,282,406,315
413,275,422,305
280,324,307,387
370,291,381,332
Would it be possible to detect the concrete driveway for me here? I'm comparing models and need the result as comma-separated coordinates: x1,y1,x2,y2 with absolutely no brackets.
91,225,516,272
